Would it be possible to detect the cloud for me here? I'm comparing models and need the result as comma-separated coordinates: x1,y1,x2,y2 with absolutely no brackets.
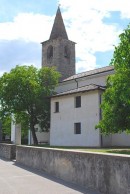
0,0,130,76
59,0,130,72
60,0,130,17
0,39,41,75
0,13,53,42
0,13,53,76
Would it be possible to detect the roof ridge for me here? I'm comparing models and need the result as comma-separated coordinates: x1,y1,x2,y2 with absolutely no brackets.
56,84,104,95
62,65,114,82
75,65,114,77
52,84,105,98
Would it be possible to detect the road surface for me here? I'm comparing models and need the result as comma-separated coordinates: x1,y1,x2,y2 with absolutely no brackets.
0,158,101,194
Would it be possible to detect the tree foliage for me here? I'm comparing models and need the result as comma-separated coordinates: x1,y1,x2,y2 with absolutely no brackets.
0,115,11,140
0,65,60,144
96,24,130,134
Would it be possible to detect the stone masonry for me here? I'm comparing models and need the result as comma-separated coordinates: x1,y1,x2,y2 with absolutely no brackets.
41,7,75,81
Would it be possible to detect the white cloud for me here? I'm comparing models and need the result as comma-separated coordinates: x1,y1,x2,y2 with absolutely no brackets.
76,54,96,73
0,0,130,75
0,13,53,42
59,0,130,72
60,0,130,17
0,13,54,76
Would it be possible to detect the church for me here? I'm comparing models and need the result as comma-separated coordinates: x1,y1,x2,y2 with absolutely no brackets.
37,7,130,147
9,7,130,147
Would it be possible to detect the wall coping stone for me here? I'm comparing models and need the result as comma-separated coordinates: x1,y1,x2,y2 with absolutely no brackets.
17,145,130,158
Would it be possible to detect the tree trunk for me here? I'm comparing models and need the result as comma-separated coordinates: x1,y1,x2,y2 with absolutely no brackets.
31,123,38,145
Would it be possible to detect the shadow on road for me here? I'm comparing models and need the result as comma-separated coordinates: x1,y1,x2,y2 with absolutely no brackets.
13,160,100,194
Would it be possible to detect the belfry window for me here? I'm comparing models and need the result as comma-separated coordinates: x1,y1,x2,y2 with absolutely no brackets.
47,45,53,60
64,46,70,58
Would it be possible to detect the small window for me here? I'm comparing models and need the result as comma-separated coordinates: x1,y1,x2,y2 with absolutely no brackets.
47,45,53,60
55,102,59,113
75,96,81,108
74,123,81,134
64,46,70,58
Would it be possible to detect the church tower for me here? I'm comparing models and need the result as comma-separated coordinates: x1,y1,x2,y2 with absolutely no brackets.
41,7,76,81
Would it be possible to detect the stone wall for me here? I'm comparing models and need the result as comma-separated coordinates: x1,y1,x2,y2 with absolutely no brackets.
16,146,130,194
0,143,16,160
42,38,75,81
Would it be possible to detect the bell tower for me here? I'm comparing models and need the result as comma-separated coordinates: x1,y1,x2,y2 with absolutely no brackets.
41,7,76,81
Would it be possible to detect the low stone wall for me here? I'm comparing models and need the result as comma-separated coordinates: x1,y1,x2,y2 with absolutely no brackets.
0,143,16,160
16,146,130,194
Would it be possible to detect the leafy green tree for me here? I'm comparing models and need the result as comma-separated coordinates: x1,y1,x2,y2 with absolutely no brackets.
96,24,130,135
0,65,60,144
0,115,11,140
0,112,29,141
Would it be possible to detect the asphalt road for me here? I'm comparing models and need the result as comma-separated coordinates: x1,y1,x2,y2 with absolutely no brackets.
0,158,101,194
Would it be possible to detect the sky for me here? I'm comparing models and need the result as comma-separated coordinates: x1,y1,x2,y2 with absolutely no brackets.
0,0,130,77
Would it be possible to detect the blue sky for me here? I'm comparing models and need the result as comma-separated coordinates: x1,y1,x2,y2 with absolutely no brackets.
0,0,130,76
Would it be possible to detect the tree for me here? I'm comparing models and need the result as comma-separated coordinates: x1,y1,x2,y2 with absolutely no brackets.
96,24,130,135
0,65,60,144
0,115,11,140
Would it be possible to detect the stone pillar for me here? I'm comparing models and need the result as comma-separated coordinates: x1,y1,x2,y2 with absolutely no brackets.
11,121,21,145
28,129,31,145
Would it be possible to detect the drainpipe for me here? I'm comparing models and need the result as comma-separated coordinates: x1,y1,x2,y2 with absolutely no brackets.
99,91,103,147
75,78,78,89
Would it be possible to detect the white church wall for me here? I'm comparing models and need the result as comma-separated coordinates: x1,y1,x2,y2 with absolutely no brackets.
102,135,112,147
102,132,130,147
11,120,21,145
56,80,76,93
56,70,114,94
36,132,50,143
30,132,50,144
78,71,113,88
111,132,130,146
50,90,101,147
30,124,50,144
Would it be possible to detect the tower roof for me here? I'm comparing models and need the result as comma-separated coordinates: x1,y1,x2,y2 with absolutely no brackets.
49,7,68,40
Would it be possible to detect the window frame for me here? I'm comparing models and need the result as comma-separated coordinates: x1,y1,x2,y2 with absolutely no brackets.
75,96,81,108
47,45,53,60
54,101,59,113
74,122,81,134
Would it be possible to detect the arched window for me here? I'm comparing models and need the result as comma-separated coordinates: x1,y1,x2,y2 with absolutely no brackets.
47,45,53,60
64,46,70,58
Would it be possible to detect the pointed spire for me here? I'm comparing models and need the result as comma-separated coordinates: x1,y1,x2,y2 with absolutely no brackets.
49,6,68,40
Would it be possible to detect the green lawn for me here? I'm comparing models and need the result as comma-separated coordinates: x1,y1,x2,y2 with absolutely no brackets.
37,144,130,155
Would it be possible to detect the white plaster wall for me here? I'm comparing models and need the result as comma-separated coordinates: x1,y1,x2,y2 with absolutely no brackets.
11,122,21,145
111,132,130,146
56,70,114,93
102,132,130,147
30,124,50,144
56,80,76,93
78,72,113,88
102,135,112,147
31,132,50,144
11,121,15,143
36,132,50,143
50,91,101,146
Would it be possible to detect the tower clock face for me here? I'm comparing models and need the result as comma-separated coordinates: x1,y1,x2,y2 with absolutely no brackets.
47,45,53,62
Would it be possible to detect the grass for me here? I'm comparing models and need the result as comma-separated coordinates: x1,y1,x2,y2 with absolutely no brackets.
37,144,130,155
